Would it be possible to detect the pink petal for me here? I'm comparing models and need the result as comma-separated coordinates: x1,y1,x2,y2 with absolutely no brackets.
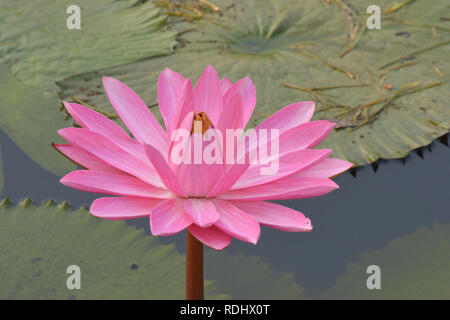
168,111,194,173
206,161,250,198
212,200,260,244
184,198,220,227
231,201,312,232
223,78,256,128
90,196,164,220
194,65,222,126
103,76,168,154
216,94,244,133
278,120,335,154
60,170,172,198
232,149,331,189
172,78,195,134
63,102,130,141
176,133,225,197
150,199,193,236
158,68,185,135
257,101,315,134
188,224,231,250
247,121,335,162
219,177,339,201
220,78,232,95
63,101,153,164
294,158,354,179
58,128,164,188
144,144,186,197
52,143,121,173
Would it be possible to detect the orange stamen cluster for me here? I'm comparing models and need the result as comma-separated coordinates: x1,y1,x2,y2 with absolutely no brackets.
191,111,213,134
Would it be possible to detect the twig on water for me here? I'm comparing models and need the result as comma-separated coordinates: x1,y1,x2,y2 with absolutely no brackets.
350,81,447,130
282,81,353,110
384,17,450,32
379,62,416,77
300,50,356,79
340,23,367,57
384,0,415,15
283,82,369,91
428,119,449,130
377,40,450,70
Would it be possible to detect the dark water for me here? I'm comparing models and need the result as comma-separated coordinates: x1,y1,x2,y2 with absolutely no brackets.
1,128,449,296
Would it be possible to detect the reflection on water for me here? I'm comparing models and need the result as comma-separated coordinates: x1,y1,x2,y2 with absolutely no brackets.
1,127,449,297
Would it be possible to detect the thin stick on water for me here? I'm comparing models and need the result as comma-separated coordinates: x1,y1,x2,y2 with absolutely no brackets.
377,40,450,70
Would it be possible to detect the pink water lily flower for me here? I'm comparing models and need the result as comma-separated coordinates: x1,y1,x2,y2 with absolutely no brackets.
55,65,352,250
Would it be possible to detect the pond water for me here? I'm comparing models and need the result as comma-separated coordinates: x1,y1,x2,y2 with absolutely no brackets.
1,127,449,297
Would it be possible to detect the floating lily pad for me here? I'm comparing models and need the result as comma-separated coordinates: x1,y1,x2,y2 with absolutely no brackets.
0,147,3,194
0,199,227,299
0,0,176,98
58,0,449,166
205,250,308,300
320,224,450,299
0,64,74,176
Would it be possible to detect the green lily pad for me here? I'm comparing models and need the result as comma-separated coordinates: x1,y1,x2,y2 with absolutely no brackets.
319,224,450,299
0,64,74,176
205,250,308,300
0,147,3,194
0,0,176,98
0,198,228,299
58,0,449,167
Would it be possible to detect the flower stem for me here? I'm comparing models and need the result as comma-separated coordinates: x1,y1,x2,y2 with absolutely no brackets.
186,230,204,300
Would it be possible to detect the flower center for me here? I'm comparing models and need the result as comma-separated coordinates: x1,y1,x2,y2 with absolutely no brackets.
191,111,213,135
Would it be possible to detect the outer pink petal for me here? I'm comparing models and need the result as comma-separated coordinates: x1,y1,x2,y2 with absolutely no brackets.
144,144,186,197
247,121,335,162
60,170,172,198
223,78,256,128
63,101,153,164
194,65,222,126
243,121,334,168
188,224,231,250
294,158,354,179
150,199,193,236
90,196,164,220
63,102,130,141
158,68,185,134
257,101,315,134
231,201,312,232
278,121,335,154
58,128,164,188
53,143,121,173
218,177,339,201
220,78,232,95
184,198,220,227
232,149,331,189
103,76,168,154
212,200,260,244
